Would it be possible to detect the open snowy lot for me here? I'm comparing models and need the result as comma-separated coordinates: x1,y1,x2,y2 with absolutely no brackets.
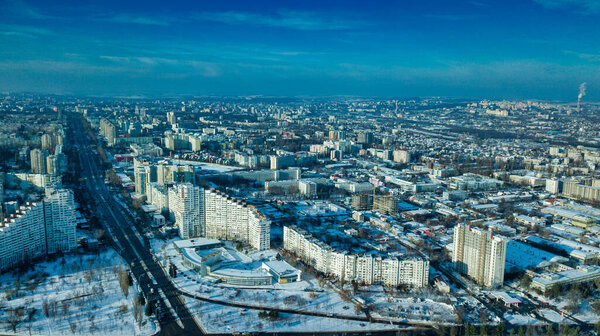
184,297,404,333
0,248,157,336
538,309,565,323
503,312,541,325
368,292,458,324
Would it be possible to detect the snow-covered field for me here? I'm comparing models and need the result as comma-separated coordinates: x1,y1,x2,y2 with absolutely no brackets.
503,312,541,325
538,309,565,323
185,297,403,333
505,240,567,272
369,293,457,324
0,248,157,336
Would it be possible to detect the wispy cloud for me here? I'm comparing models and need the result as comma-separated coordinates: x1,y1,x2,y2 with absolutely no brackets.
565,50,600,62
423,14,481,21
98,14,176,26
470,1,489,7
99,55,220,77
193,10,361,31
577,53,600,62
532,0,600,14
2,0,55,19
0,24,54,38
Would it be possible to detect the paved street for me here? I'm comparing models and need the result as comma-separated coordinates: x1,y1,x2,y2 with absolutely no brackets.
69,114,204,336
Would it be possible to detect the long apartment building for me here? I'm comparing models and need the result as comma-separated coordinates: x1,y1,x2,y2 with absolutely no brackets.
0,189,77,271
169,183,270,250
99,118,117,146
283,226,429,287
562,179,600,204
452,223,507,288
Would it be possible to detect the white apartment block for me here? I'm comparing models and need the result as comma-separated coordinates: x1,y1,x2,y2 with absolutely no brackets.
99,118,117,145
452,224,507,288
169,184,270,250
44,189,77,253
169,183,205,239
14,173,61,189
283,226,429,287
147,182,169,212
0,202,47,271
248,208,271,251
204,188,270,251
30,148,49,174
0,189,77,271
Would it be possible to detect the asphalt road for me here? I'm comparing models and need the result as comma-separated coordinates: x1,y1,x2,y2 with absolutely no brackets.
69,114,204,336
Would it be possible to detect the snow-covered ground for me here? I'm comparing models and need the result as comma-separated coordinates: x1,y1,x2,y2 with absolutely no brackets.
368,293,457,324
538,309,565,323
0,248,157,336
505,240,568,272
555,298,600,323
527,289,600,323
503,312,541,325
185,297,406,333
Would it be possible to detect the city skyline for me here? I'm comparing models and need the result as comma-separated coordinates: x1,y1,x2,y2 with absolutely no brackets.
1,0,599,100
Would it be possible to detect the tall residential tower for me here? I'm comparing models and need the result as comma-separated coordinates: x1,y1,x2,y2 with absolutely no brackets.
452,224,506,288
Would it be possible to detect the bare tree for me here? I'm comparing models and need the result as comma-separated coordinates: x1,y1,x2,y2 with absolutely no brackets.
7,307,25,333
42,300,50,317
117,268,130,298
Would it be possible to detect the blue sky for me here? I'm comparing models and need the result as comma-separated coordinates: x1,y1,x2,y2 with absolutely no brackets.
0,0,599,100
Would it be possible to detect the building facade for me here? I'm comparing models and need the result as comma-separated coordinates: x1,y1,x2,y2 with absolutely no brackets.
0,189,77,271
283,226,429,287
30,148,49,174
169,184,271,250
452,224,507,288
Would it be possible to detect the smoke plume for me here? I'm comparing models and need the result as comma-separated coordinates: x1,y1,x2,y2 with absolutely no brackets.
577,82,587,111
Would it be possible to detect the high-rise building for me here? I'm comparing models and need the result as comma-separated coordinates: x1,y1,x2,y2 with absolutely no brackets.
30,148,49,174
46,154,67,176
351,194,373,211
357,131,374,145
41,134,55,152
0,189,77,271
168,184,271,250
373,195,398,214
545,179,564,194
46,155,58,176
452,224,507,288
43,189,77,253
561,179,600,203
169,183,204,239
167,111,177,125
147,182,169,213
134,163,158,196
99,118,117,146
393,149,412,164
270,154,295,170
0,201,47,271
